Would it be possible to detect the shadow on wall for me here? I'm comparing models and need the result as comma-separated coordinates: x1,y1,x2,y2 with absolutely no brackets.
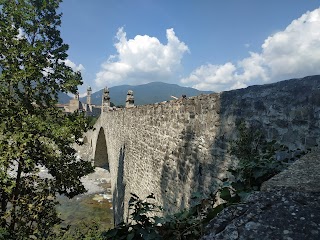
159,76,320,216
94,127,110,170
159,95,233,214
113,145,126,225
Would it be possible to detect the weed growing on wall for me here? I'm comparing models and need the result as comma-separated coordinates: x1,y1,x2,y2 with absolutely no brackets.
225,121,304,200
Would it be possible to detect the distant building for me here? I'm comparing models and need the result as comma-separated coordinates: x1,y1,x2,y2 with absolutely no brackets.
58,87,101,117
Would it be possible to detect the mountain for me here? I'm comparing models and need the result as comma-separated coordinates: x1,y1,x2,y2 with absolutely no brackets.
80,82,213,106
58,92,72,104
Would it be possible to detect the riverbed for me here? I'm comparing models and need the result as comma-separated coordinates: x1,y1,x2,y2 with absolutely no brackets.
56,167,114,230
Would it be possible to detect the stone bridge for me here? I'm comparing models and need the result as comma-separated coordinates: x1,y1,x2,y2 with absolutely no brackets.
82,75,320,224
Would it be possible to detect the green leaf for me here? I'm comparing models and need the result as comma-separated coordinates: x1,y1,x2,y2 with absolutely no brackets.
253,169,266,179
220,187,232,201
231,181,244,191
126,232,135,240
204,204,225,223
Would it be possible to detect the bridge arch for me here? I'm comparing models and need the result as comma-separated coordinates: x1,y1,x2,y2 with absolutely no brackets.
94,127,110,170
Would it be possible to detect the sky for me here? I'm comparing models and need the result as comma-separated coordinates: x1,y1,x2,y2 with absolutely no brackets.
59,0,320,95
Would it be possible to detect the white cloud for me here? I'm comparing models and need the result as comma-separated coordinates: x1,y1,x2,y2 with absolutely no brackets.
42,59,84,77
181,63,236,91
260,8,320,80
63,59,85,72
235,52,269,83
182,8,320,92
95,28,189,87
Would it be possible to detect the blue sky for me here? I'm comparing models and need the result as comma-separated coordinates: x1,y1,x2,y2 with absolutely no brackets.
59,0,320,95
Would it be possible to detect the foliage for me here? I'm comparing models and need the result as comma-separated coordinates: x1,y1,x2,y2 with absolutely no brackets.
87,116,98,128
48,222,104,240
228,122,291,193
101,192,226,240
0,227,9,239
102,193,162,240
0,0,94,239
158,192,221,240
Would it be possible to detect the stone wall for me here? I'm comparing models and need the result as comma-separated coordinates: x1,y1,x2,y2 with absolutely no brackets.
202,148,320,240
84,75,320,224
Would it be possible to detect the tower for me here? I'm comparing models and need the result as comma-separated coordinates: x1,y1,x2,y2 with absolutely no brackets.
87,86,92,105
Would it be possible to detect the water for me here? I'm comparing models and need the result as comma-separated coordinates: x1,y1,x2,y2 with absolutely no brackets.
56,167,114,230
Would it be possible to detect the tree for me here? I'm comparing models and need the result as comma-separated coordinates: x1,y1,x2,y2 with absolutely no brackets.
0,0,94,238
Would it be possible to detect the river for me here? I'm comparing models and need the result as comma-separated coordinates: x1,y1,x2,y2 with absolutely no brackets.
56,167,114,230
